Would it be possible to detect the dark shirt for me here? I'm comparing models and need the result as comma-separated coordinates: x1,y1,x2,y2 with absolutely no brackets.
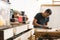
34,13,49,28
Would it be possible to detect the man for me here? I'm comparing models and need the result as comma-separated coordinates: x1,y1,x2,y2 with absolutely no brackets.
33,9,52,40
33,9,52,28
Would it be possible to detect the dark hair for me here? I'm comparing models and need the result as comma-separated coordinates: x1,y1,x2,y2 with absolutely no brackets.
45,9,52,15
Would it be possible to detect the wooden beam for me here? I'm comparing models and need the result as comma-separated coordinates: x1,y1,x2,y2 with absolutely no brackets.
41,4,60,6
53,1,60,2
52,0,54,4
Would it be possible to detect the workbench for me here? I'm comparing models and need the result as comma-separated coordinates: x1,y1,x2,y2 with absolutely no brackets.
34,28,60,40
0,23,34,40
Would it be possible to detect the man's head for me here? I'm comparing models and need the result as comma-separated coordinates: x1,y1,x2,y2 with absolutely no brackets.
43,9,52,18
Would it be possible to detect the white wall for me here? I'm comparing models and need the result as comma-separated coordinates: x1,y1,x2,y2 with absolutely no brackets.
10,0,52,28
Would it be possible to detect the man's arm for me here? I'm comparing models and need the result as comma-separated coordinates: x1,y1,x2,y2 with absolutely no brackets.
44,22,48,26
33,18,42,27
45,22,48,25
43,17,49,27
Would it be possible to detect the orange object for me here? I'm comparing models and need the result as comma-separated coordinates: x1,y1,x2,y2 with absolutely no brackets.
18,16,23,23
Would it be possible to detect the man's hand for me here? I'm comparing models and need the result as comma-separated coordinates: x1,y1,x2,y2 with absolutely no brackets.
43,25,48,29
43,25,47,27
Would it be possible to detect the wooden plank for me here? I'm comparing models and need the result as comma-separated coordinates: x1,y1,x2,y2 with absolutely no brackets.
41,4,60,6
53,1,60,2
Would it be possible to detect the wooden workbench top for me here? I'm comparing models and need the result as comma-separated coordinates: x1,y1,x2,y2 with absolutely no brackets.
0,23,29,30
34,28,60,39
